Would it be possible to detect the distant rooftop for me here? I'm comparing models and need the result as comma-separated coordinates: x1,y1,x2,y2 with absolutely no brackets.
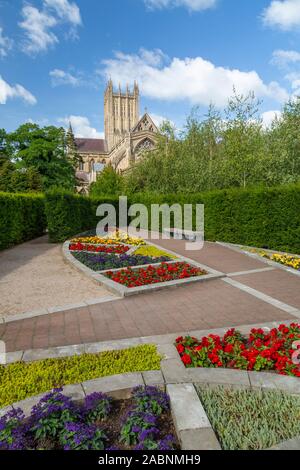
75,138,107,153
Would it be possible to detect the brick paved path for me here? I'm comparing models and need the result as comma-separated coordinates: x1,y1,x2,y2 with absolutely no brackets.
0,239,298,352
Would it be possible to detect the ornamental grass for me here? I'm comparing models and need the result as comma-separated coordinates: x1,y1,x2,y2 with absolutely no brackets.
197,385,300,450
0,345,161,407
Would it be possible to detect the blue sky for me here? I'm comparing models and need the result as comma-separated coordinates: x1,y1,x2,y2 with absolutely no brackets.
1,0,300,137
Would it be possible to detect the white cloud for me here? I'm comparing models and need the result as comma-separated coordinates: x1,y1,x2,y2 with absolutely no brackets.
0,76,37,105
271,49,300,68
58,115,104,138
50,69,81,86
262,0,300,31
144,0,217,11
44,0,81,25
0,27,13,57
261,110,282,128
101,49,289,107
150,113,174,127
19,0,82,55
19,5,58,55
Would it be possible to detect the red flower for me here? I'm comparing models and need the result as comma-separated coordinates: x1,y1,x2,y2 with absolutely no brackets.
177,344,185,354
181,354,192,365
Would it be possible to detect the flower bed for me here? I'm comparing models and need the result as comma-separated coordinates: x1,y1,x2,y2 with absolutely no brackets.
69,242,130,255
0,345,161,407
105,262,207,288
0,387,177,450
71,230,145,247
134,245,177,259
175,323,300,377
253,250,300,271
72,252,170,271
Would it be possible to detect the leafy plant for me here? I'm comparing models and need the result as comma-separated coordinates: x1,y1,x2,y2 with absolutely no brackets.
83,392,112,423
197,385,300,450
29,389,79,440
0,345,161,407
60,422,106,450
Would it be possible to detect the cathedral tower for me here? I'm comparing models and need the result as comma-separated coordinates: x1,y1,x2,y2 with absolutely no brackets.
104,80,139,151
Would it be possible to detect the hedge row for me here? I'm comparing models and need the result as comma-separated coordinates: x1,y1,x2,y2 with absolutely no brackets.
44,184,300,254
0,192,46,250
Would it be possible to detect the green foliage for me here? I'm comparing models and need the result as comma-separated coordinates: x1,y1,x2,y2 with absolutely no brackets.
0,192,46,250
45,189,95,242
90,164,124,197
134,245,177,259
0,345,161,407
7,123,75,191
125,93,300,194
45,189,120,242
44,184,300,253
197,385,300,450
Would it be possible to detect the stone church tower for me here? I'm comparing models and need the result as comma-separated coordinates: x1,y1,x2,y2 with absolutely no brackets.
74,81,158,193
104,80,140,151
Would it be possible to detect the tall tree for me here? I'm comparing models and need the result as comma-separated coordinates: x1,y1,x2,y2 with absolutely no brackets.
8,123,75,191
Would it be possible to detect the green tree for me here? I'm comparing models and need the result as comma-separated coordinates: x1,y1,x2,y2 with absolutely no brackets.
90,164,124,196
8,123,75,191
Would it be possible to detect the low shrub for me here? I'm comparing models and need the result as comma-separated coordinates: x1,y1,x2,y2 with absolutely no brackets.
0,192,46,250
134,245,177,259
0,345,161,407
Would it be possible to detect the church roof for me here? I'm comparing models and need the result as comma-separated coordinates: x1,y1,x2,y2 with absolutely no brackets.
131,113,158,134
75,138,107,153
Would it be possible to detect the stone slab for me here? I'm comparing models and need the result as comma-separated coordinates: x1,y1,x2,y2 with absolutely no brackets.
142,370,165,386
167,383,210,431
82,372,144,399
270,437,300,450
188,367,251,387
12,393,45,417
161,359,190,383
180,428,221,451
62,384,85,401
249,371,300,394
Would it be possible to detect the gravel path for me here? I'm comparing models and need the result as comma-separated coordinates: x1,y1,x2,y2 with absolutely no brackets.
0,236,111,316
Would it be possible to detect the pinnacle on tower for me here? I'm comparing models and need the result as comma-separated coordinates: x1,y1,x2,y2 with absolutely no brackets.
134,81,139,95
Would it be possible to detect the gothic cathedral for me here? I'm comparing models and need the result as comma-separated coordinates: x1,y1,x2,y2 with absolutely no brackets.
74,80,158,193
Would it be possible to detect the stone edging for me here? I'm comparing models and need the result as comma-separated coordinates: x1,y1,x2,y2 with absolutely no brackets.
1,366,299,450
2,318,300,450
63,238,225,298
218,241,300,278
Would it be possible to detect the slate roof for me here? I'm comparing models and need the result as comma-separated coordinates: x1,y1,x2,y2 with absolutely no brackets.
75,138,107,153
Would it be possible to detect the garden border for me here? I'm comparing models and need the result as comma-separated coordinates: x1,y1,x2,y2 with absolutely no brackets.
2,319,300,450
217,241,300,278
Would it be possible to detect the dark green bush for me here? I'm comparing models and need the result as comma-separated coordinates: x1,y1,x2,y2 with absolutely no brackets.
0,192,46,250
44,184,300,253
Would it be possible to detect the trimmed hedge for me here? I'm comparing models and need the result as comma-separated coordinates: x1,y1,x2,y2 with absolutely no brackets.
0,192,46,250
45,184,300,254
